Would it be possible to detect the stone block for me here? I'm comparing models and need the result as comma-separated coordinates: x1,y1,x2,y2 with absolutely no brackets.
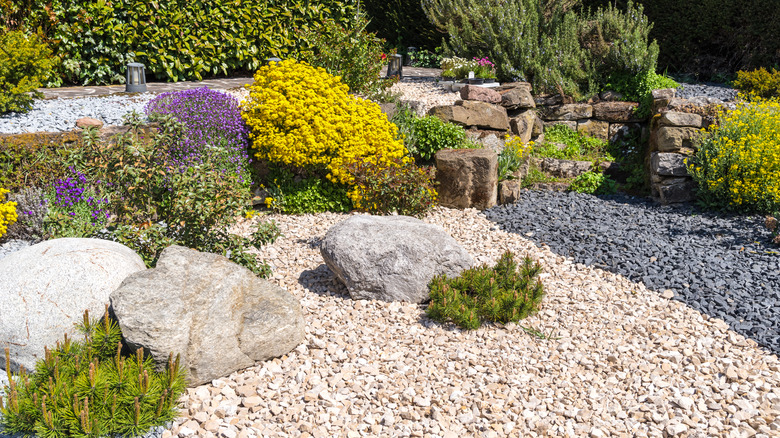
539,158,592,178
435,148,498,210
592,101,641,122
658,111,703,128
499,87,535,110
460,85,502,104
651,152,690,177
541,103,592,121
499,180,523,205
577,119,609,141
428,101,509,131
510,110,536,143
651,88,676,100
653,126,700,152
599,90,625,101
655,177,697,204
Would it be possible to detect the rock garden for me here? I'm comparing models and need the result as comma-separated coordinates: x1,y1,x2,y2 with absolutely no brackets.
2,0,780,437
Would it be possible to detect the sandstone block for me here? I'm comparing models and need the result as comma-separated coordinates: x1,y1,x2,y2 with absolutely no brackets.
655,177,697,204
539,158,592,178
428,101,509,131
499,180,523,205
541,103,592,121
510,110,536,143
320,215,474,303
651,88,676,100
592,101,641,122
460,85,502,104
499,87,535,110
76,117,104,129
435,148,498,210
658,111,703,128
653,126,700,152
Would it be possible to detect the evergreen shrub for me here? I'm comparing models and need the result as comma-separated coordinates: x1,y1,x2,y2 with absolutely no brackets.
732,68,780,99
427,251,545,330
0,309,185,438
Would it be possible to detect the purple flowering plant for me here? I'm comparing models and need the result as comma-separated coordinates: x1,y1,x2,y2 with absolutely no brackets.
145,87,252,188
44,167,110,237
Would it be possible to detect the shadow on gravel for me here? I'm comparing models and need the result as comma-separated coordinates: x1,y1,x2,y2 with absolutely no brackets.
297,263,351,300
484,192,780,355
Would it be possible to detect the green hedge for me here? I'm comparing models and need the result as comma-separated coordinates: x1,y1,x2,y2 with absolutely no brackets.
2,0,357,85
362,0,442,50
580,0,780,79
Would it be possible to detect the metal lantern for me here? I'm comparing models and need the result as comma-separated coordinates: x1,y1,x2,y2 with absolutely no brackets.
387,54,403,79
125,62,147,93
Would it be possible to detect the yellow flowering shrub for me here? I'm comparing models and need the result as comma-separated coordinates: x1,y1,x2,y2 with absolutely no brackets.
732,67,780,99
688,96,780,213
0,187,19,239
242,59,409,186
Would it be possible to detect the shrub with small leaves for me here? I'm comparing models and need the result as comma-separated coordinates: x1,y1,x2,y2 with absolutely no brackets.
0,308,186,438
346,155,437,218
0,30,57,114
426,251,545,330
263,167,352,215
569,170,617,195
732,67,780,99
0,187,18,240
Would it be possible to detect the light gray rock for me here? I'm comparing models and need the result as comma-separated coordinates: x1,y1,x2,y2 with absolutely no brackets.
428,100,509,131
320,215,474,303
541,103,592,121
0,238,145,372
652,126,700,152
658,111,703,128
651,152,691,177
499,87,536,110
110,245,305,386
509,110,536,143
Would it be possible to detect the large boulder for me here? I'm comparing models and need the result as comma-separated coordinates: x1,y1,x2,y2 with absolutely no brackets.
460,85,502,104
499,87,536,110
428,100,509,131
320,215,474,303
0,238,145,372
110,246,304,386
435,148,498,210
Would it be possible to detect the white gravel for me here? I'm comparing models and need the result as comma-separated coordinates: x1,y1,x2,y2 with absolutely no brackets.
162,207,780,438
389,81,460,116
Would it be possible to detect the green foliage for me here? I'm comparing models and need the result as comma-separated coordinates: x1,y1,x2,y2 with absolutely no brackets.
410,48,443,69
345,156,437,218
391,108,476,161
423,0,662,100
569,170,617,195
0,132,82,193
521,167,559,188
263,167,352,215
9,0,357,85
605,69,678,118
362,0,442,51
688,98,780,214
296,13,391,96
0,30,57,113
732,67,780,99
536,124,613,161
426,251,545,330
0,309,186,438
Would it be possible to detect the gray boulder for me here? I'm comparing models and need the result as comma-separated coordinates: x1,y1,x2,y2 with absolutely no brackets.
539,158,593,178
0,238,145,372
321,215,474,303
651,152,691,177
110,246,304,386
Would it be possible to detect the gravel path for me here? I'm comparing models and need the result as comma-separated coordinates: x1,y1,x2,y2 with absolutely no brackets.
157,208,780,438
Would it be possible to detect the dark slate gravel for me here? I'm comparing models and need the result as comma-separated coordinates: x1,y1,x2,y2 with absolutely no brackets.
676,81,739,102
483,190,780,354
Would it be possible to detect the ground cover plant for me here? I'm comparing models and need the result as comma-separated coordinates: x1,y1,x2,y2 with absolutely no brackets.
688,96,780,214
427,251,545,330
0,309,186,437
497,136,531,182
534,124,614,162
569,170,617,195
390,105,478,161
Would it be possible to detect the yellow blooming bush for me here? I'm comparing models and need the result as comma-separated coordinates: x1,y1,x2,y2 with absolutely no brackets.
242,60,409,187
0,187,19,239
688,97,780,213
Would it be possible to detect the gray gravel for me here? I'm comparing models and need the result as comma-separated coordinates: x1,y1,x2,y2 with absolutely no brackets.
484,190,780,354
0,94,156,134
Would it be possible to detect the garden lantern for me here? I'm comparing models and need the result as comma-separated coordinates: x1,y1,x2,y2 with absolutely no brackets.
125,62,147,93
265,57,282,65
387,54,403,79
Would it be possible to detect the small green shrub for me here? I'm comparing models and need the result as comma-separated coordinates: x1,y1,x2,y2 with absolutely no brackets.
0,30,57,113
427,251,545,330
732,67,780,99
688,97,780,214
345,155,437,217
0,309,185,437
263,167,352,215
296,13,391,96
521,167,560,189
569,170,617,195
604,69,679,118
0,132,82,192
410,48,443,68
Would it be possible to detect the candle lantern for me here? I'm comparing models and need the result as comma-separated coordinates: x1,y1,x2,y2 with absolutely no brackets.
125,62,147,93
387,54,403,79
